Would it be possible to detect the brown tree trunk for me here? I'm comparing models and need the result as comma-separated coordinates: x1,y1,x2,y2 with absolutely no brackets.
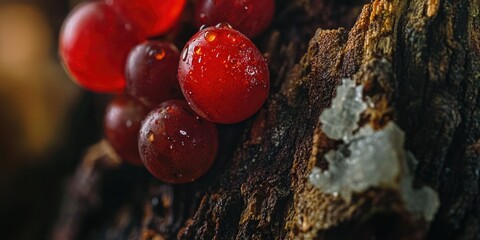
53,0,480,239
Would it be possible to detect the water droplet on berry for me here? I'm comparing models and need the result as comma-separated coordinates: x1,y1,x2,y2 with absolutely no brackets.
155,49,166,60
180,130,187,136
199,24,207,30
147,131,155,142
215,22,232,29
194,46,202,55
204,31,217,42
228,55,237,64
227,34,237,43
246,66,255,76
181,46,189,61
126,120,133,127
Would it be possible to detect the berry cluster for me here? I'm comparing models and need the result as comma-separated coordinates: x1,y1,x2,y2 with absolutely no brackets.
59,0,274,183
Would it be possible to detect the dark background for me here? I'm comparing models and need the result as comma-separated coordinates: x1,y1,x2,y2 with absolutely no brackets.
0,0,107,239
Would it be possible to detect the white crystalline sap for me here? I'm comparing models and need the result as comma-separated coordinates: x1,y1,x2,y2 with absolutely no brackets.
319,79,367,142
309,123,402,202
309,122,440,221
309,78,439,221
400,152,440,221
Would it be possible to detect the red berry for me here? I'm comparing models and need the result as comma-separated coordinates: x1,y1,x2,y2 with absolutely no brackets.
104,95,149,166
195,0,275,38
59,2,143,93
178,25,270,124
138,100,218,183
125,41,182,107
110,0,186,36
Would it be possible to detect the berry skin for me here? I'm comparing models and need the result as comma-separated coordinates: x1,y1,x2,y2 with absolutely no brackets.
138,100,218,183
111,0,186,36
195,0,275,38
126,41,182,107
178,25,270,124
104,95,149,166
59,2,143,93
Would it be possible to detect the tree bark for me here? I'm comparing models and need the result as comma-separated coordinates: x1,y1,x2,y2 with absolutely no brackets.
53,0,480,239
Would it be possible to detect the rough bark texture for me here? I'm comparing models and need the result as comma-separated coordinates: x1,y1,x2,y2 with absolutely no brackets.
52,0,479,239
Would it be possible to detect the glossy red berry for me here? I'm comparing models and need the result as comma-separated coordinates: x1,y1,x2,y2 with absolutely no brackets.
138,100,218,183
59,2,143,93
195,0,275,38
178,25,270,124
125,41,182,107
111,0,186,36
104,95,149,166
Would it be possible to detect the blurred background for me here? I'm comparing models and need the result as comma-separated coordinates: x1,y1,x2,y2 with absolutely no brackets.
0,0,108,239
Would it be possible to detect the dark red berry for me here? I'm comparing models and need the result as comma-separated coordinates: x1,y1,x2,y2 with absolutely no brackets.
178,25,270,124
195,0,275,38
138,100,218,183
110,0,186,36
104,95,149,166
125,41,182,107
59,2,143,93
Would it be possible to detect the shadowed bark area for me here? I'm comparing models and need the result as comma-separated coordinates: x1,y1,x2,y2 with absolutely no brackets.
52,0,479,239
